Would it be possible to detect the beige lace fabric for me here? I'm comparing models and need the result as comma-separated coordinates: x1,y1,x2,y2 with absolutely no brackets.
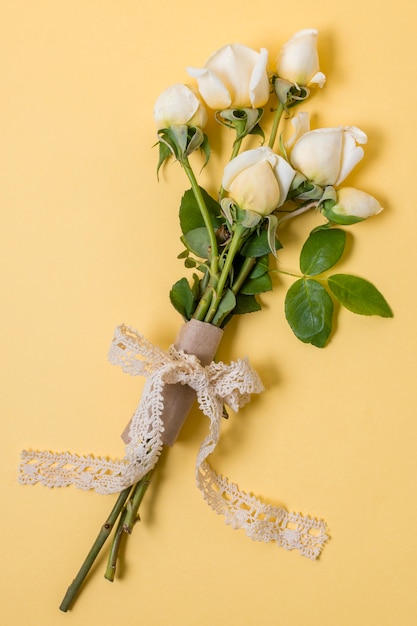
19,324,328,559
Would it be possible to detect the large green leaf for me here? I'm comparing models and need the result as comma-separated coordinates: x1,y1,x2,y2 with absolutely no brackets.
233,293,262,314
240,273,272,295
285,278,334,347
328,274,393,317
179,187,222,234
300,228,346,276
181,227,211,259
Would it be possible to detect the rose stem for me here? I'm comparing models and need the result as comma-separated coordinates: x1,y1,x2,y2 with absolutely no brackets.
59,485,132,612
268,102,284,150
104,469,154,581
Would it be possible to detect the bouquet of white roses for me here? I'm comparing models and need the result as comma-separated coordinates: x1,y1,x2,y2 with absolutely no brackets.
19,29,392,612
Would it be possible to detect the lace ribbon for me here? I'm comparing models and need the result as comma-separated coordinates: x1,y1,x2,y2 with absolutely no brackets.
19,324,328,559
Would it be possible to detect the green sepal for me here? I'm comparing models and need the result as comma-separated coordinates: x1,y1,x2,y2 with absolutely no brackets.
266,214,278,256
156,125,209,171
273,77,310,109
285,278,334,347
239,209,262,229
322,204,366,225
248,123,265,142
328,274,393,317
300,228,346,276
318,187,365,225
156,139,174,178
217,108,264,139
199,133,211,169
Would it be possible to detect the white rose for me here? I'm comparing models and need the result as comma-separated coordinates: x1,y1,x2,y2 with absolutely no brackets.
222,147,296,216
287,112,367,186
153,83,207,130
324,187,383,223
276,29,326,88
187,44,270,110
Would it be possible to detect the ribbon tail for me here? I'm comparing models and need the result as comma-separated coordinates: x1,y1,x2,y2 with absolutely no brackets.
18,368,166,495
197,461,328,559
18,450,135,495
193,382,328,560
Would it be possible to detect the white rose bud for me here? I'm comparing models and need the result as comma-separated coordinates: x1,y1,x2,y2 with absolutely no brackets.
222,147,296,216
276,28,326,88
187,44,270,110
323,187,383,223
288,113,368,187
153,83,207,130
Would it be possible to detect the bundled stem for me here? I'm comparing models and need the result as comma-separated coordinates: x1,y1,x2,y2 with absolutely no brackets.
59,485,132,612
105,469,154,581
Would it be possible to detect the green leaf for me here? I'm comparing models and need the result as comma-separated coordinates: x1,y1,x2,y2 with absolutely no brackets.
169,278,196,320
212,289,236,326
240,273,272,295
181,227,211,259
233,293,262,314
285,278,334,347
328,274,393,317
179,187,222,234
300,228,346,276
241,229,283,257
248,255,269,279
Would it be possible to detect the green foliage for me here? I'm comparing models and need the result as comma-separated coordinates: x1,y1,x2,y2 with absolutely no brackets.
233,293,262,314
285,278,334,348
169,277,196,320
328,274,393,317
300,229,346,276
240,273,272,295
241,229,282,257
181,227,211,259
179,187,222,235
212,289,236,327
282,224,393,346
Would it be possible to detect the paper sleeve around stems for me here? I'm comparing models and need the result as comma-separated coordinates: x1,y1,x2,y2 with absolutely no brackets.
121,319,224,446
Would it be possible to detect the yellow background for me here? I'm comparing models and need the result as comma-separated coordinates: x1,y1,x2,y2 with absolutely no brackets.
1,1,416,624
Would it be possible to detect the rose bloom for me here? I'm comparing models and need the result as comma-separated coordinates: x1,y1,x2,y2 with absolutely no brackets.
276,28,326,88
222,147,296,216
287,112,367,187
324,187,383,223
153,83,207,130
187,44,270,110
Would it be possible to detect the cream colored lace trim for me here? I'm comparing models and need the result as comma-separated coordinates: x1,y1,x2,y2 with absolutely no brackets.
19,324,328,559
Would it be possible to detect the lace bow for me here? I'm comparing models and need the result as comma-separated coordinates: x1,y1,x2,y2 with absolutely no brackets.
19,324,328,559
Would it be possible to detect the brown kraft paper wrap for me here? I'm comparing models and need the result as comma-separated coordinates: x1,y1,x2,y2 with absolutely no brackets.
121,319,224,446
